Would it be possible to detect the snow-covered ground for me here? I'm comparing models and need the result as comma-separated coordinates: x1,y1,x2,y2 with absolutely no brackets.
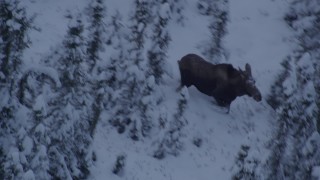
91,0,293,179
22,0,293,179
26,0,88,60
225,0,294,96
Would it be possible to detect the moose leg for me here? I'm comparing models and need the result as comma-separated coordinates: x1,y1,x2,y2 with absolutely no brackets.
226,104,231,114
212,97,231,114
211,98,231,114
180,69,194,86
220,101,231,114
177,69,193,92
219,102,231,114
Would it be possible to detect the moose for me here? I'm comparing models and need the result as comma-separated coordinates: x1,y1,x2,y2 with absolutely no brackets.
178,54,262,112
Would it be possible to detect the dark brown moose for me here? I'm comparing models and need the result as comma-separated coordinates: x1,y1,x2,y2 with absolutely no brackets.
178,54,262,112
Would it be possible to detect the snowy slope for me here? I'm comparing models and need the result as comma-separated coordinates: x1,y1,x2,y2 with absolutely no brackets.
225,0,294,96
22,0,88,64
90,0,293,180
22,0,293,179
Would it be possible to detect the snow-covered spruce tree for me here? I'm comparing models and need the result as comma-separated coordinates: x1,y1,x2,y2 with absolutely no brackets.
283,1,320,178
267,57,293,109
128,0,152,58
264,1,320,175
14,66,62,180
86,0,107,74
265,54,318,179
316,61,320,134
0,0,32,85
126,0,153,140
107,0,154,140
104,10,129,94
147,1,171,84
0,147,4,177
292,1,320,177
86,0,108,136
138,2,173,153
286,0,320,136
267,68,291,178
103,10,133,134
0,0,33,179
25,109,50,180
153,87,188,159
112,154,126,176
232,145,260,180
313,59,320,178
197,0,229,63
167,0,186,25
42,15,93,179
265,50,319,179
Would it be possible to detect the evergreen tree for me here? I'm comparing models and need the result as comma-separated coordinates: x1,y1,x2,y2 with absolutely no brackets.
0,0,32,85
147,1,171,84
14,67,61,179
86,0,107,74
104,10,133,135
108,0,154,140
286,0,320,135
42,15,93,179
265,54,318,179
197,0,229,63
264,0,320,178
102,10,131,123
0,0,33,178
232,145,260,180
167,0,186,25
104,10,127,93
27,109,50,180
153,87,188,159
267,57,293,109
126,0,152,140
86,0,108,136
315,61,320,133
128,0,152,59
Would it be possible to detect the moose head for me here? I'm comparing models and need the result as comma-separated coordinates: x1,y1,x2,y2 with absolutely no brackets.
239,64,262,102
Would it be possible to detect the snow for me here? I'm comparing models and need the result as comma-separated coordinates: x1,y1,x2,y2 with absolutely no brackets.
33,95,46,112
292,15,316,33
137,22,145,33
6,19,22,30
22,136,34,155
159,3,171,19
225,0,293,97
21,0,88,63
283,76,295,96
11,151,20,164
21,0,293,179
0,71,5,79
313,166,320,180
35,123,46,136
298,52,314,74
23,170,35,180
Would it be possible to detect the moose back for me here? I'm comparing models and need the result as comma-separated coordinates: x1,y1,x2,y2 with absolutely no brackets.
178,54,262,111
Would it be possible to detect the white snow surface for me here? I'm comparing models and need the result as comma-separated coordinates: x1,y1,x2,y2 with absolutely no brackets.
313,166,320,179
22,0,293,179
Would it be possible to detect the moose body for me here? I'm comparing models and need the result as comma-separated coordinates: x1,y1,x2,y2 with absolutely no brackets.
178,54,261,111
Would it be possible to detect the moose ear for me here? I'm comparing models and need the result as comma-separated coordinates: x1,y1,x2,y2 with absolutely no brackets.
245,63,252,76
